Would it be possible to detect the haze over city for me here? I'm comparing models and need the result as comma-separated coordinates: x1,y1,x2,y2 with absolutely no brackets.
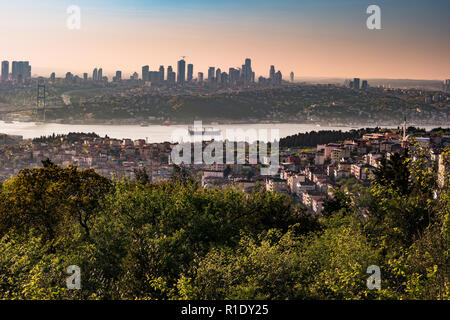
1,0,449,80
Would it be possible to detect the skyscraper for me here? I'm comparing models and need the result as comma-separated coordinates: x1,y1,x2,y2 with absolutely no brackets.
167,66,172,81
83,73,88,81
275,71,282,85
142,65,149,82
98,68,103,81
221,72,229,85
361,80,368,89
65,72,74,81
167,66,175,84
353,78,360,89
115,71,122,81
244,58,252,83
216,68,221,84
1,61,9,82
93,68,98,81
11,61,17,80
270,65,275,80
187,64,193,82
24,61,31,80
159,66,165,82
177,59,186,85
51,72,56,81
290,72,294,82
229,68,240,84
208,67,215,82
10,61,31,82
198,72,203,83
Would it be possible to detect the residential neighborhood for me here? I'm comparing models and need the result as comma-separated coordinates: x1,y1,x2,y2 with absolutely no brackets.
1,127,448,215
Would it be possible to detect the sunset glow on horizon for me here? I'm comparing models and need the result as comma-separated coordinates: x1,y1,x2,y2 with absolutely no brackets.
1,0,449,80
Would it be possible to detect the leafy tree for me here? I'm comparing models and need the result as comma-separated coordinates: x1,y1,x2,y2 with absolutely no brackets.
0,163,111,240
374,150,410,196
321,189,352,218
133,167,151,185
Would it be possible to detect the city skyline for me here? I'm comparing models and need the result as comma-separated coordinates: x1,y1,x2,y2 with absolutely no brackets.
0,0,449,80
0,57,287,84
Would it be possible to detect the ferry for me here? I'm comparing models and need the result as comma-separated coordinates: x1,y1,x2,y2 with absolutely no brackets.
188,126,221,136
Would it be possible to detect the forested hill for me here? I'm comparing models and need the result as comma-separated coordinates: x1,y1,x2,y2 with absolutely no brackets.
279,127,450,148
280,129,366,148
34,85,450,124
0,149,448,300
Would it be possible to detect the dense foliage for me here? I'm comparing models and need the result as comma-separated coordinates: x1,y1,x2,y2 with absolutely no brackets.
0,148,448,300
280,128,371,148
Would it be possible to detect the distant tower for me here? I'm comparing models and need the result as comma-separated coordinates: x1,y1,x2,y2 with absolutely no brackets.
402,116,407,141
244,58,252,83
167,66,176,84
275,71,282,85
93,68,98,81
290,72,294,83
1,61,9,82
98,68,103,81
208,67,215,82
159,66,165,82
115,71,122,81
270,65,275,80
187,64,193,82
142,65,149,82
361,80,368,89
216,68,221,84
177,59,186,85
167,66,173,82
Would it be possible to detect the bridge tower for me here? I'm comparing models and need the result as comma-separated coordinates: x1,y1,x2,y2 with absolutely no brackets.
36,83,46,121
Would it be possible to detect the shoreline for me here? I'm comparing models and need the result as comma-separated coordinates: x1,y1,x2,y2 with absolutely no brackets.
2,119,449,128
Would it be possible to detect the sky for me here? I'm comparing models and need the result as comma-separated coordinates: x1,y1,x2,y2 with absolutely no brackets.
1,0,449,80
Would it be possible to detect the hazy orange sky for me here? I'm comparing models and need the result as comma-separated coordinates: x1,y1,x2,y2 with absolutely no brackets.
1,0,449,80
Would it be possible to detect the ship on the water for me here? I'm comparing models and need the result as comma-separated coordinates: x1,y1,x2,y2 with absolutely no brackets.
188,126,221,136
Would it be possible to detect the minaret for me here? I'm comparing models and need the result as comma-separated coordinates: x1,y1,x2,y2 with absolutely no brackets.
402,116,407,141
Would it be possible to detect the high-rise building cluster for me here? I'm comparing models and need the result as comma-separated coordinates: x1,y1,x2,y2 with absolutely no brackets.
138,58,278,87
92,67,103,81
1,57,288,88
348,78,368,90
1,60,31,83
202,58,255,86
258,65,282,85
141,65,168,84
